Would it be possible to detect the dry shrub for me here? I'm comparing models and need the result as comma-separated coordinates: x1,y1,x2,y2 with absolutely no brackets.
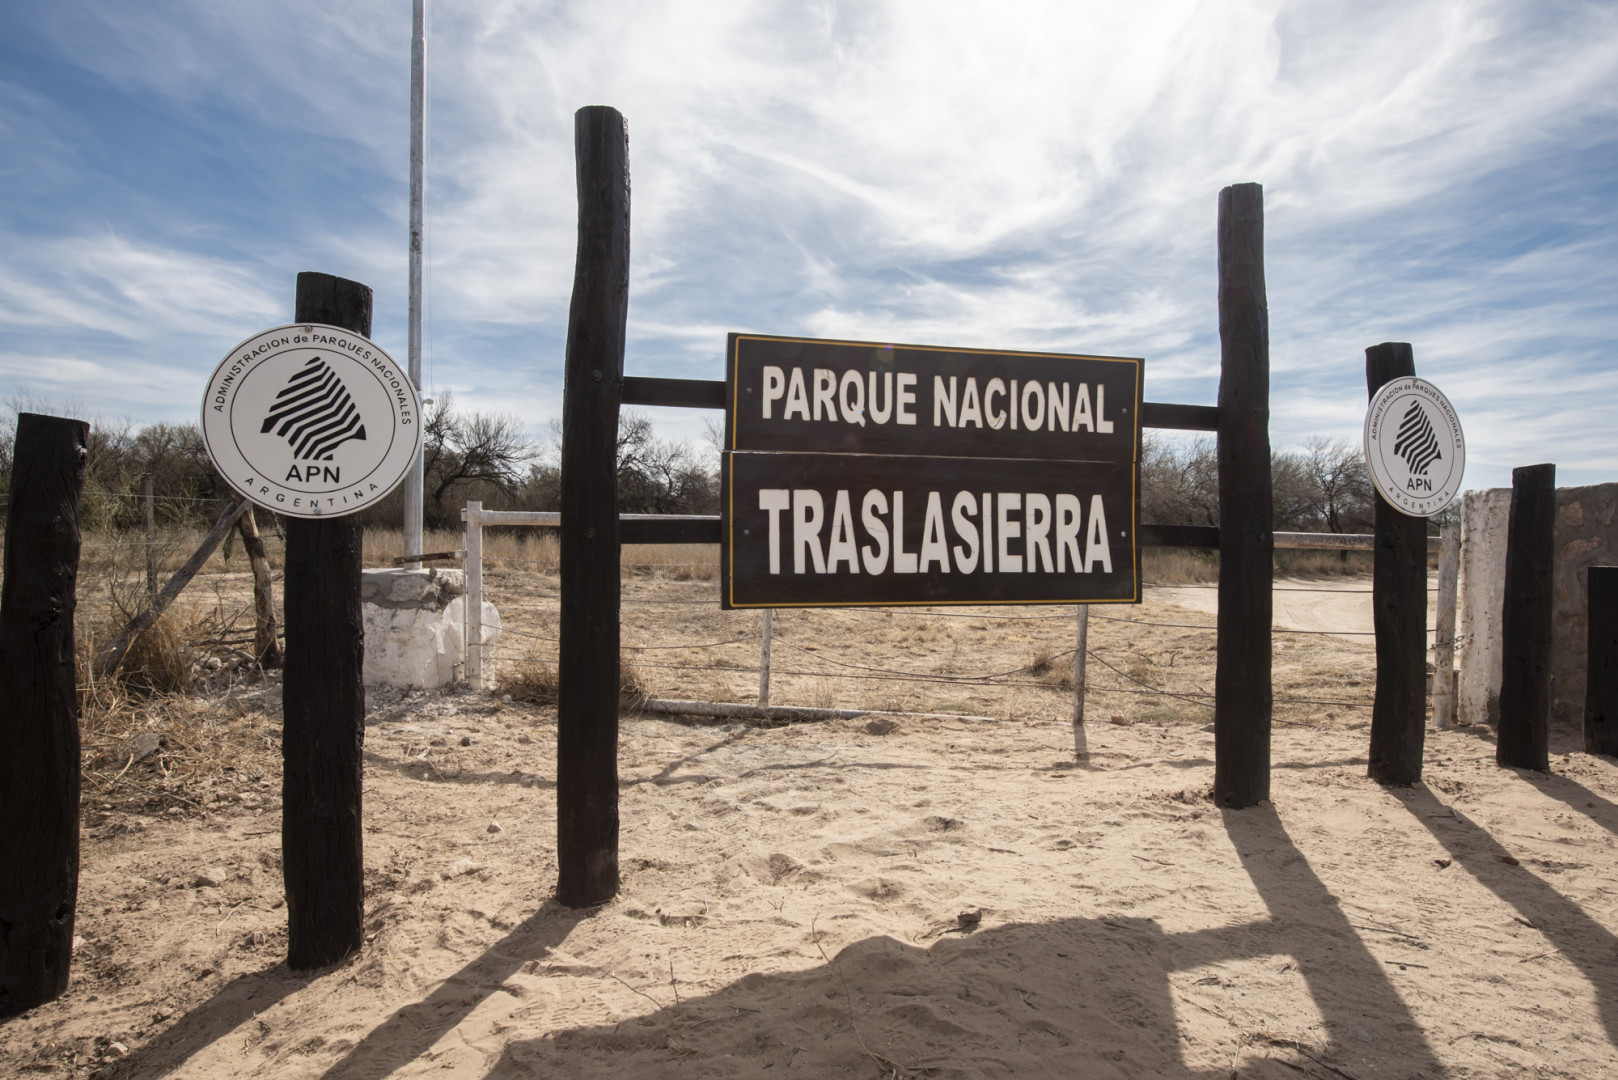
119,611,195,695
619,652,648,710
496,650,647,709
1038,651,1075,690
497,653,560,703
1026,646,1056,677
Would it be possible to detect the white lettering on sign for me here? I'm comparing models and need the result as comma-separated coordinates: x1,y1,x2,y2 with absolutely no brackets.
759,365,1121,436
757,487,1113,577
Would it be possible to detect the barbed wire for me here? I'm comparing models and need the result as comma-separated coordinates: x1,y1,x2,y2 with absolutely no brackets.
504,651,1374,710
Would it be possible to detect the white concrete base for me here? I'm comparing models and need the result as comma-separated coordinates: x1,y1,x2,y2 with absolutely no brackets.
361,568,501,690
1458,483,1618,728
1458,488,1510,727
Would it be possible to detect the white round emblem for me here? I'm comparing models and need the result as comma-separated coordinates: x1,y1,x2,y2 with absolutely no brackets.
201,324,421,520
1363,376,1465,518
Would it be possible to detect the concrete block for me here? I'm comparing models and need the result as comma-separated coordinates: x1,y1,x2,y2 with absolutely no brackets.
1458,488,1510,727
1457,482,1618,728
361,568,500,690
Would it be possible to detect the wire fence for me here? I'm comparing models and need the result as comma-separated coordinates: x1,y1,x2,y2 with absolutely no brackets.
472,553,1425,723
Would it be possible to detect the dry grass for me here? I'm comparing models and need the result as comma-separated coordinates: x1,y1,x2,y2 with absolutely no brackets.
1144,546,1380,583
496,649,648,709
1275,549,1375,577
47,520,1389,817
1142,548,1218,584
361,528,718,581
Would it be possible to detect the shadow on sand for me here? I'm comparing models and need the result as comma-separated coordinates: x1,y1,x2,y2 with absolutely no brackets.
453,807,1446,1078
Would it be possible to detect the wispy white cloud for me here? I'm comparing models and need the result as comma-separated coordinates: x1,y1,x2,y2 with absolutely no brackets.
5,0,1617,487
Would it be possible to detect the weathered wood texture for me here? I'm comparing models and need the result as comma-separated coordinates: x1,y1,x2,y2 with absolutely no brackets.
1140,402,1219,431
1433,525,1460,730
0,414,88,1016
237,501,281,668
94,497,250,677
1366,343,1428,785
1497,463,1555,770
1214,182,1274,808
1585,566,1618,756
282,271,369,967
558,106,630,907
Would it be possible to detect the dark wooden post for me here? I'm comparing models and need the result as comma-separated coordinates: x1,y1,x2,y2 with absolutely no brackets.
282,272,368,967
0,414,88,1016
1585,566,1618,757
1366,343,1428,785
557,106,629,907
1497,463,1554,770
1214,182,1273,809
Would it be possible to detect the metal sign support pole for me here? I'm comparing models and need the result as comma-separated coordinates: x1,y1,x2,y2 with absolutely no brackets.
758,609,773,706
464,501,484,690
404,0,426,569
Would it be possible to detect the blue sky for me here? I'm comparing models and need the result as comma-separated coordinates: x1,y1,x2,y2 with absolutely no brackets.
2,0,1616,489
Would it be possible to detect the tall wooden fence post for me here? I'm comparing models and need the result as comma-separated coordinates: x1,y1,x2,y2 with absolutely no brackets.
1585,565,1618,757
1366,343,1428,785
558,105,630,907
1214,182,1273,808
0,414,88,1016
1497,463,1554,770
282,272,369,967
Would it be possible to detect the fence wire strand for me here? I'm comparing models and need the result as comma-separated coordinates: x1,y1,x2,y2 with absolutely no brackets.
476,557,1407,715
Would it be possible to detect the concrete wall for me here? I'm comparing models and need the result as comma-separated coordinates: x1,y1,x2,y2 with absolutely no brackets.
1457,483,1618,728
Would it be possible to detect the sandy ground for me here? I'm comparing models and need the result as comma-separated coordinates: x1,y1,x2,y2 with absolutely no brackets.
5,573,1618,1079
1151,576,1412,645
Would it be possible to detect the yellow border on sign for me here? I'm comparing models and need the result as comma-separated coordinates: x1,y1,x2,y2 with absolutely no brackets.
723,333,1144,609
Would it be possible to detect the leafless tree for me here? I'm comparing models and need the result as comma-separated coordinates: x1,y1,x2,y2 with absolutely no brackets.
1295,436,1375,534
420,392,539,525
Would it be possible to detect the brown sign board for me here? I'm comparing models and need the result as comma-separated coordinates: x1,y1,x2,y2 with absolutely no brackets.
719,334,1144,610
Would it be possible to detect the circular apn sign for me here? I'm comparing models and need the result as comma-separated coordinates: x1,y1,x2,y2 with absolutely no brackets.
201,325,421,519
1363,376,1465,518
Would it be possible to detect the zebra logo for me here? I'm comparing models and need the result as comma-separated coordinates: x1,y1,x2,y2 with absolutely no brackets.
259,356,368,461
1392,400,1441,476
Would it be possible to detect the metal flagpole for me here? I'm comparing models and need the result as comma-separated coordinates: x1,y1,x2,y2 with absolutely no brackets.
404,0,426,569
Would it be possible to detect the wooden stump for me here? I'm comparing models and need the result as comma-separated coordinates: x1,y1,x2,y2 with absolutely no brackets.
558,105,630,907
1214,182,1273,808
1497,463,1554,771
282,272,369,967
0,414,88,1015
1366,343,1428,785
